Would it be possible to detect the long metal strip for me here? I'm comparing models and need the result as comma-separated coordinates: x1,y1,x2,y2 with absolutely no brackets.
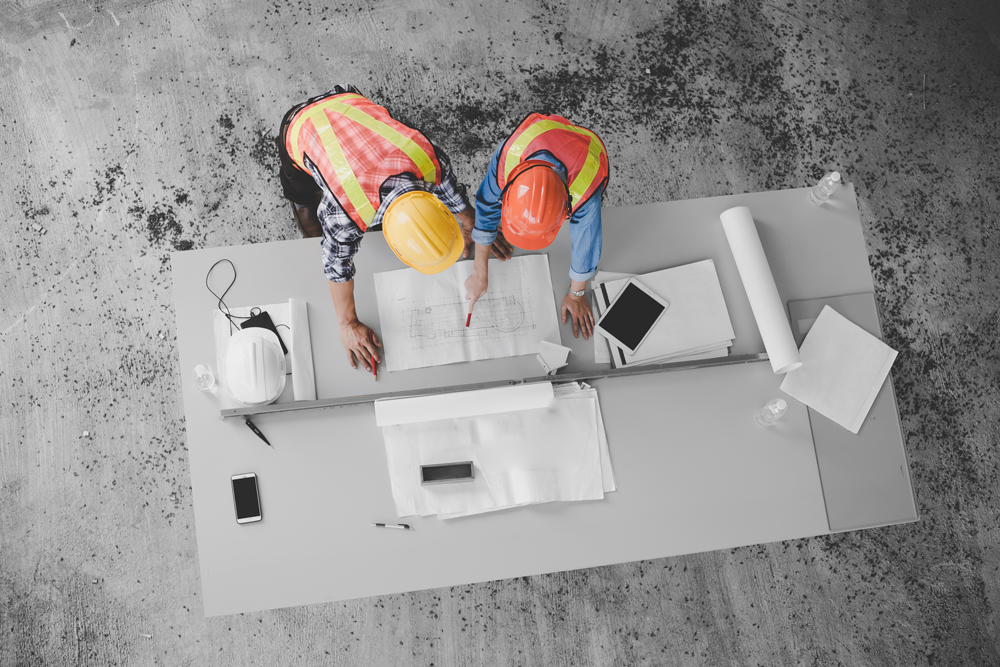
220,353,769,419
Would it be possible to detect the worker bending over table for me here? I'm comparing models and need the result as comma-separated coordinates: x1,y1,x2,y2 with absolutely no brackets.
276,85,512,371
465,112,609,340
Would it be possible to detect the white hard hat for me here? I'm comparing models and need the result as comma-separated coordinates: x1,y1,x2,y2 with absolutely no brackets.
223,328,286,406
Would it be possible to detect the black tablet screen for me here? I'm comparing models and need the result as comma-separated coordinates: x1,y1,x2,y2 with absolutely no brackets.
600,283,666,351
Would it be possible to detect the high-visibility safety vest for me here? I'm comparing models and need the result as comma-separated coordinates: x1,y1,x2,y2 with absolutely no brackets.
285,93,443,230
496,113,609,213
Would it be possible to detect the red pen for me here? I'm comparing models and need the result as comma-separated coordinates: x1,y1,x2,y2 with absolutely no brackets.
368,331,378,381
465,312,472,327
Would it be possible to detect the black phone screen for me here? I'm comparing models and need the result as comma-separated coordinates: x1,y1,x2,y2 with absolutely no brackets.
600,283,666,351
232,476,261,520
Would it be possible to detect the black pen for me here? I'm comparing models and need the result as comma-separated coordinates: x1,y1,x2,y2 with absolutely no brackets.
244,418,272,448
370,523,411,530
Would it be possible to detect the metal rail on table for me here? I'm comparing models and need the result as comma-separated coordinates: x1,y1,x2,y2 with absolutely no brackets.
220,353,770,419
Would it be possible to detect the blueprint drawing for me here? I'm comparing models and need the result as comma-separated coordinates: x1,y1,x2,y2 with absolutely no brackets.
374,255,562,371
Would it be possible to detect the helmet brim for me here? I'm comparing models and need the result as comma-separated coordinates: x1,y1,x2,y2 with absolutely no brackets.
502,222,562,250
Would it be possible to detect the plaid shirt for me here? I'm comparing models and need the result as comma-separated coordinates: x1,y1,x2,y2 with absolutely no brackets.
299,100,468,282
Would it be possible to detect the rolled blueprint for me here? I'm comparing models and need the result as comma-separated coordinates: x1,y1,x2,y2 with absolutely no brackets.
289,298,317,400
719,206,802,374
374,382,554,426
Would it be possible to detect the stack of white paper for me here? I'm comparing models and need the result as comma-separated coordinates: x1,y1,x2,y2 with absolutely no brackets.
592,260,735,368
780,306,898,434
376,382,615,519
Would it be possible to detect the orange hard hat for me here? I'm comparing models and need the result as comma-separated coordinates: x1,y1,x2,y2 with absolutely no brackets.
383,191,464,274
500,160,569,250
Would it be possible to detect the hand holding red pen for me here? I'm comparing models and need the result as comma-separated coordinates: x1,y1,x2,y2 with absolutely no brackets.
464,267,488,327
368,330,379,381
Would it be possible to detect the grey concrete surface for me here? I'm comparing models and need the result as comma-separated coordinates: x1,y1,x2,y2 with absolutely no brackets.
1,0,998,665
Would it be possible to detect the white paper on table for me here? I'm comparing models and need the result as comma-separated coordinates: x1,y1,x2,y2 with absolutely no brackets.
381,395,605,518
720,206,802,374
553,382,616,492
591,271,634,364
594,260,735,368
374,255,561,372
779,306,897,434
212,300,316,409
592,294,613,364
375,382,554,426
537,340,572,374
433,382,614,519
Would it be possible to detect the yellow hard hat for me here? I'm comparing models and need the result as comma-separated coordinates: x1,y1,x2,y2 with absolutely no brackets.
383,191,464,274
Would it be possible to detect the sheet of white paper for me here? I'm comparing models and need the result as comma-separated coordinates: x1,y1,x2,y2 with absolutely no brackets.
594,261,734,368
382,396,605,517
374,255,561,372
553,383,616,492
213,301,302,409
592,296,613,363
289,298,316,401
539,340,571,367
720,206,802,374
591,271,634,364
374,382,554,426
779,306,898,434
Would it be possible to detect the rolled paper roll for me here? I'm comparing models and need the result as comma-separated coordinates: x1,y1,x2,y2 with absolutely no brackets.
289,298,317,400
719,206,803,374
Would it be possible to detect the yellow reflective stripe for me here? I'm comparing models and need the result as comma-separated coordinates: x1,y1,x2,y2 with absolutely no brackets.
329,101,437,184
567,135,604,208
502,120,570,182
288,94,364,165
503,119,605,208
291,105,377,224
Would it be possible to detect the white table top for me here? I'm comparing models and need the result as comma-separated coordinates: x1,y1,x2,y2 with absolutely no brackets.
172,185,914,616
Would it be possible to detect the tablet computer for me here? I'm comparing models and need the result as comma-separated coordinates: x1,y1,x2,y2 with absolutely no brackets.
594,278,670,355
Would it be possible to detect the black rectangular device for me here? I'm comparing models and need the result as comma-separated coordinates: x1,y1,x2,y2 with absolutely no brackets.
594,278,670,354
231,472,262,524
420,462,475,485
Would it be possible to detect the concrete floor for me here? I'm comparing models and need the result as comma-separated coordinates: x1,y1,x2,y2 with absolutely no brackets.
2,0,999,664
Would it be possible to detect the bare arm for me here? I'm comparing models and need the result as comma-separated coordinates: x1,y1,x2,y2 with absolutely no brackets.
457,207,512,261
328,280,381,371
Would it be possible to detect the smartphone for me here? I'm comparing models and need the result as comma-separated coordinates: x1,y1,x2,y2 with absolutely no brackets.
231,473,262,524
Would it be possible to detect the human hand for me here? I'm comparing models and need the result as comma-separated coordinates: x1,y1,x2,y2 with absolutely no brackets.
561,292,594,339
456,208,512,261
489,229,513,261
457,208,476,259
464,267,488,319
338,319,382,371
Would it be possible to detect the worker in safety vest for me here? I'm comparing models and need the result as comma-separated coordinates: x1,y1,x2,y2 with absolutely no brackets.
464,112,609,340
277,86,512,371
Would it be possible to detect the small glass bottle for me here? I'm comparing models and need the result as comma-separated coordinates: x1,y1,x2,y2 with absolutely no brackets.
755,398,787,427
809,171,841,205
194,364,216,392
